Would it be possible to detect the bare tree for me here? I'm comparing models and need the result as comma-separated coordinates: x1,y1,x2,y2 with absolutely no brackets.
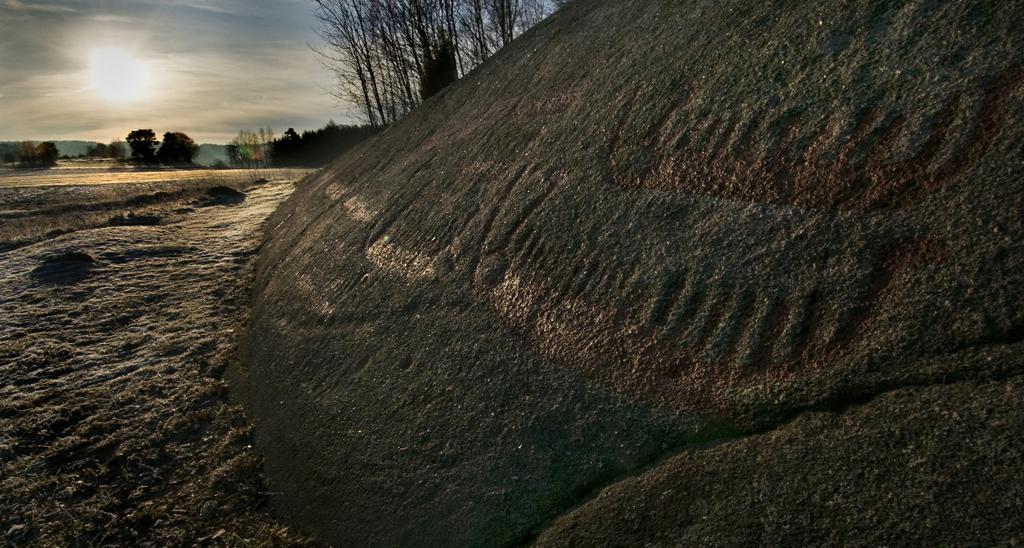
230,127,275,171
312,0,558,126
313,0,386,125
459,0,491,66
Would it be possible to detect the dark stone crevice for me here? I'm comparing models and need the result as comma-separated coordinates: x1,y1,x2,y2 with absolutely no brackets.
519,340,1024,546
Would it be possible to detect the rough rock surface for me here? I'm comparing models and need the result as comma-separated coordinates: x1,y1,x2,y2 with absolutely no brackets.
240,0,1024,545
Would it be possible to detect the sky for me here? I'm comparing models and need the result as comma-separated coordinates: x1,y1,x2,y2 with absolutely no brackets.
0,0,355,143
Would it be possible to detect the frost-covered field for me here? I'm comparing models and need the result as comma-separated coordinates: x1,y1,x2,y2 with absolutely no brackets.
0,168,309,253
0,170,311,545
0,165,310,188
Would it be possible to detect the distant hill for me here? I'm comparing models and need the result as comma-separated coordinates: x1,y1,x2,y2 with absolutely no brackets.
2,140,230,166
0,141,100,158
52,141,100,157
195,144,229,167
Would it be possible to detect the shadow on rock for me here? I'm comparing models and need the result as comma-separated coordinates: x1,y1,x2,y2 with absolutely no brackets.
30,252,96,285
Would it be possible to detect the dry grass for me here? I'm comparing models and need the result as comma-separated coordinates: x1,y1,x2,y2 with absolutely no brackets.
0,178,313,546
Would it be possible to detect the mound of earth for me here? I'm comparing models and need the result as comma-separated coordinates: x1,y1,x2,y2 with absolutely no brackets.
108,212,163,227
30,251,95,285
239,0,1024,545
201,186,246,206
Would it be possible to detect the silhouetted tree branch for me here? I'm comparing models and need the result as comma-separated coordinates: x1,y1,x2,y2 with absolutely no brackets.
312,0,555,127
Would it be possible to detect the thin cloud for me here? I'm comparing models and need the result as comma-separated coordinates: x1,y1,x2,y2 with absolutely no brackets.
5,0,77,12
166,1,238,15
0,0,348,142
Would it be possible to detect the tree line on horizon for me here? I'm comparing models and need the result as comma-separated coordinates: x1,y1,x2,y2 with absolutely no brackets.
127,123,379,168
2,121,379,170
227,121,379,168
84,141,128,161
1,141,63,168
0,132,197,168
2,140,135,168
313,0,566,127
125,129,201,165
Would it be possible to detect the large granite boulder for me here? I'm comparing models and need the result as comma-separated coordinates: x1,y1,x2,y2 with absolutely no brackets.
239,0,1024,544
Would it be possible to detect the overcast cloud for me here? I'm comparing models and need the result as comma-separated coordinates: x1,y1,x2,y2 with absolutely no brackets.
0,0,353,143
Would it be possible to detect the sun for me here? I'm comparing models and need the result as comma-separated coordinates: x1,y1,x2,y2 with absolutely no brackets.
88,48,150,102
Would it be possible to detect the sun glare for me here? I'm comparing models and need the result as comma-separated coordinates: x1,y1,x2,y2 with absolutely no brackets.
88,48,150,102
